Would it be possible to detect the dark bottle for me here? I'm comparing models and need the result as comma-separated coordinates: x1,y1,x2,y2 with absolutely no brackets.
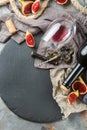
60,40,87,91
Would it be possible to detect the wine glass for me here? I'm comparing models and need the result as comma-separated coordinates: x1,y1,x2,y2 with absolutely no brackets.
41,13,76,51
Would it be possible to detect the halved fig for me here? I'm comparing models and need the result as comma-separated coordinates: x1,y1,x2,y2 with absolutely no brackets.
32,0,40,14
68,90,79,105
55,0,68,5
72,77,87,95
19,0,33,16
25,31,35,47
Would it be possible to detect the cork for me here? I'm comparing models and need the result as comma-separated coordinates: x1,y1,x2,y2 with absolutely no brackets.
5,19,17,34
60,85,69,92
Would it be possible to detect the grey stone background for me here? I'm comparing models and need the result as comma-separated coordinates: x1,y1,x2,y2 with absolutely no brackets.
0,0,87,130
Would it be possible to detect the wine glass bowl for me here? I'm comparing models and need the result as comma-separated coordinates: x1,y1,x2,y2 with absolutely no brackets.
42,14,76,49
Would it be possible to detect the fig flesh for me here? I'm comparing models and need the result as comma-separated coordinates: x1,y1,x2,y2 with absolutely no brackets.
25,31,35,47
72,77,87,95
19,0,33,16
55,0,68,5
32,0,40,14
68,90,79,105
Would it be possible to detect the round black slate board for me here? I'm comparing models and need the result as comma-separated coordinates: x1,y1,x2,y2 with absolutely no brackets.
0,32,62,123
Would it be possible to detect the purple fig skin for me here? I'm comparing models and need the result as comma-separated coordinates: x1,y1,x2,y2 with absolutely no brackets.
83,94,87,104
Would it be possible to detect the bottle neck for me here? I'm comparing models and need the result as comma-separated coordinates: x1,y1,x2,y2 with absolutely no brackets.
63,63,85,89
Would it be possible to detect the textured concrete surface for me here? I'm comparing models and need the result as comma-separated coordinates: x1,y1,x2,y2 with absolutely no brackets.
0,98,87,130
0,97,86,130
0,1,87,130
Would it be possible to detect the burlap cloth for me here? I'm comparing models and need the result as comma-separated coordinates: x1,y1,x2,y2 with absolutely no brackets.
0,6,87,119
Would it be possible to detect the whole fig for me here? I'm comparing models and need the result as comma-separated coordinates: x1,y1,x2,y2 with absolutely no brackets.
83,94,87,104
